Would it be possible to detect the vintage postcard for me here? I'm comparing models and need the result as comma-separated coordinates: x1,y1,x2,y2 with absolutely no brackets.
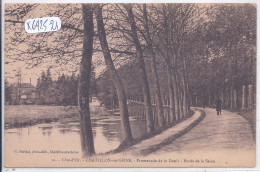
3,3,256,167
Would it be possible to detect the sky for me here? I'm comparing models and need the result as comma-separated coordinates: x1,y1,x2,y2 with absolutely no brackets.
4,4,107,86
4,3,136,86
5,55,107,86
4,3,253,86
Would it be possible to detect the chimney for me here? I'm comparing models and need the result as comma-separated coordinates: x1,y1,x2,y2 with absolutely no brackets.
30,78,31,85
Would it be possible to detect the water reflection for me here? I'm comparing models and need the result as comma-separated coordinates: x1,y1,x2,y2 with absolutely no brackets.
39,126,53,130
5,115,147,155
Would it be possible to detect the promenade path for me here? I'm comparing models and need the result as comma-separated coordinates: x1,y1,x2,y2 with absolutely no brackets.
153,108,255,155
151,108,255,167
110,108,255,167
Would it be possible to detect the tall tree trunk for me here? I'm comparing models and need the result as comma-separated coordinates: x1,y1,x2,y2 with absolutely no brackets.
177,73,184,118
166,64,175,122
209,93,211,106
248,84,253,109
95,6,133,142
172,67,180,120
181,72,187,117
183,58,190,113
230,87,233,109
124,4,154,134
143,4,165,127
78,4,95,156
233,88,237,109
241,85,246,109
180,58,188,117
162,5,175,122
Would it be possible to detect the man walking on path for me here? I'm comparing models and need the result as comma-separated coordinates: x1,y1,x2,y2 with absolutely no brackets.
215,97,222,115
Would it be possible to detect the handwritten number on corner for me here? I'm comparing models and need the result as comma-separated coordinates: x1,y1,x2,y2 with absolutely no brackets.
25,17,61,33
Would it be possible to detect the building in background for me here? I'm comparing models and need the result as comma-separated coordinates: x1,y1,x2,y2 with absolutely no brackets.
19,82,37,104
8,78,36,105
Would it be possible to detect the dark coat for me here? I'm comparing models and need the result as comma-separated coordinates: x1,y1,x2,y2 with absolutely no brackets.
215,98,222,111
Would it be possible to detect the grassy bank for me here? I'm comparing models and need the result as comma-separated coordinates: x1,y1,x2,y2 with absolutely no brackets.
4,105,106,129
104,110,199,155
238,109,256,140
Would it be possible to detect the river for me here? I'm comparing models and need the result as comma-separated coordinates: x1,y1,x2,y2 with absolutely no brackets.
4,114,147,160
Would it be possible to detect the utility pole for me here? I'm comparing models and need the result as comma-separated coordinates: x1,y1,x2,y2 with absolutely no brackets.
15,68,21,104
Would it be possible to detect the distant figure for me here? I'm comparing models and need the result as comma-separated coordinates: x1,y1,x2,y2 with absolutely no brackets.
215,97,222,116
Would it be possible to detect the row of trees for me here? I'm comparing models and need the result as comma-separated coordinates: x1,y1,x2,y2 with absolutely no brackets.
96,3,256,112
94,4,193,143
187,4,256,110
4,67,98,106
6,3,192,156
36,69,79,105
5,3,256,156
36,68,97,105
5,80,15,104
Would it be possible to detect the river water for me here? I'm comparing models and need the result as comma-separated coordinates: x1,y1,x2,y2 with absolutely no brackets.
5,114,147,160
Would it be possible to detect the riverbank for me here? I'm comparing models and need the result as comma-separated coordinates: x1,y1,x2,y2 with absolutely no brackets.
104,109,205,156
4,105,105,129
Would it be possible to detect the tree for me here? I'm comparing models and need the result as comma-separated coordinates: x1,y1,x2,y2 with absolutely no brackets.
95,4,133,143
162,4,178,121
5,80,13,104
77,4,95,156
123,4,154,134
142,4,165,127
211,4,256,110
185,4,256,110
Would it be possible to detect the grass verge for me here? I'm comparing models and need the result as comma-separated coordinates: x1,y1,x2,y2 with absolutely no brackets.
238,109,256,140
4,105,106,129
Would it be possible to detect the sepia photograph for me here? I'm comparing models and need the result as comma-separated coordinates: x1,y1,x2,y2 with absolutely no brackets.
3,3,256,168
